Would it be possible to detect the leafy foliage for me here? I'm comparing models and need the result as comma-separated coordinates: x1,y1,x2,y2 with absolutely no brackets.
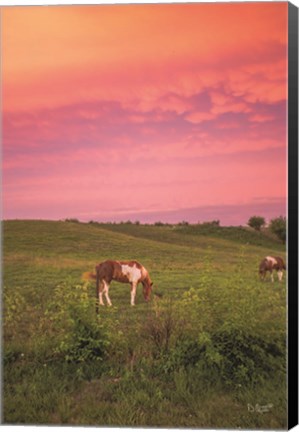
3,290,28,340
269,216,286,243
248,215,266,231
44,282,110,363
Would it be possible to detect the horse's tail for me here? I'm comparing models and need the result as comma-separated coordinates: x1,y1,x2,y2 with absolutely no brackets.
81,271,97,281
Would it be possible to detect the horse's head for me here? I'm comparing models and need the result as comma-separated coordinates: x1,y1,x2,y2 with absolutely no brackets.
259,259,267,279
259,269,266,279
143,279,153,302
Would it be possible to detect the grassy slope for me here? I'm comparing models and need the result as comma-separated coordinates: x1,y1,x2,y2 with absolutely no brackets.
3,220,285,308
96,222,284,250
3,220,287,427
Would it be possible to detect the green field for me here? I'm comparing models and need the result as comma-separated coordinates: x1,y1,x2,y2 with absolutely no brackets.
2,220,287,428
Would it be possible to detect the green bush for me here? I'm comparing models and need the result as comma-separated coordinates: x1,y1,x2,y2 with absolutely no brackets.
211,329,285,386
3,290,27,340
269,216,286,243
45,282,110,363
248,216,266,231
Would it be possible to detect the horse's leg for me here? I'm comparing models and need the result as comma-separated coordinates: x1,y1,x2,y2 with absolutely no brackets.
277,270,283,282
270,271,274,282
130,282,137,306
96,272,100,313
103,281,112,306
99,280,105,306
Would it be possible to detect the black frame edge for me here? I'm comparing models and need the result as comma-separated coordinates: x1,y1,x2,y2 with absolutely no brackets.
288,1,299,430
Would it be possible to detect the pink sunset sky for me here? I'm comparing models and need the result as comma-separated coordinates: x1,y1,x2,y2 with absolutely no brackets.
2,2,287,225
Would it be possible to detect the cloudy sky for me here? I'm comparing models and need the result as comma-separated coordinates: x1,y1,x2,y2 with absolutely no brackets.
2,2,287,225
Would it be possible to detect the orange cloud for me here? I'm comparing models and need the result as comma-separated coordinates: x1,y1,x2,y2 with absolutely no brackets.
3,2,287,112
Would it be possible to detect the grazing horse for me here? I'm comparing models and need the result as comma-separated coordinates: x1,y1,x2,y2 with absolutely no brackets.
259,256,286,282
85,260,153,312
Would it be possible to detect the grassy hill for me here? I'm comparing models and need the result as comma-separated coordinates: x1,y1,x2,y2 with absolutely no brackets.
94,221,284,250
3,220,287,428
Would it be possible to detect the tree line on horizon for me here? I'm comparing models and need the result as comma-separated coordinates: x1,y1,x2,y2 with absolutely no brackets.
64,215,287,243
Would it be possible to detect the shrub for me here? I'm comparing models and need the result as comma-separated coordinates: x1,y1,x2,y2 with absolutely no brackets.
177,220,189,226
211,329,285,386
3,290,27,340
201,220,220,227
44,282,110,363
248,216,266,231
269,216,286,243
143,301,178,355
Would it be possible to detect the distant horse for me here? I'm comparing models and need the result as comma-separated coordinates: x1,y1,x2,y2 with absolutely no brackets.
84,260,153,312
259,256,286,282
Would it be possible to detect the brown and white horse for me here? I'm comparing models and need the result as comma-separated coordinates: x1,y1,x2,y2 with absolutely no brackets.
85,260,153,311
259,256,286,282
